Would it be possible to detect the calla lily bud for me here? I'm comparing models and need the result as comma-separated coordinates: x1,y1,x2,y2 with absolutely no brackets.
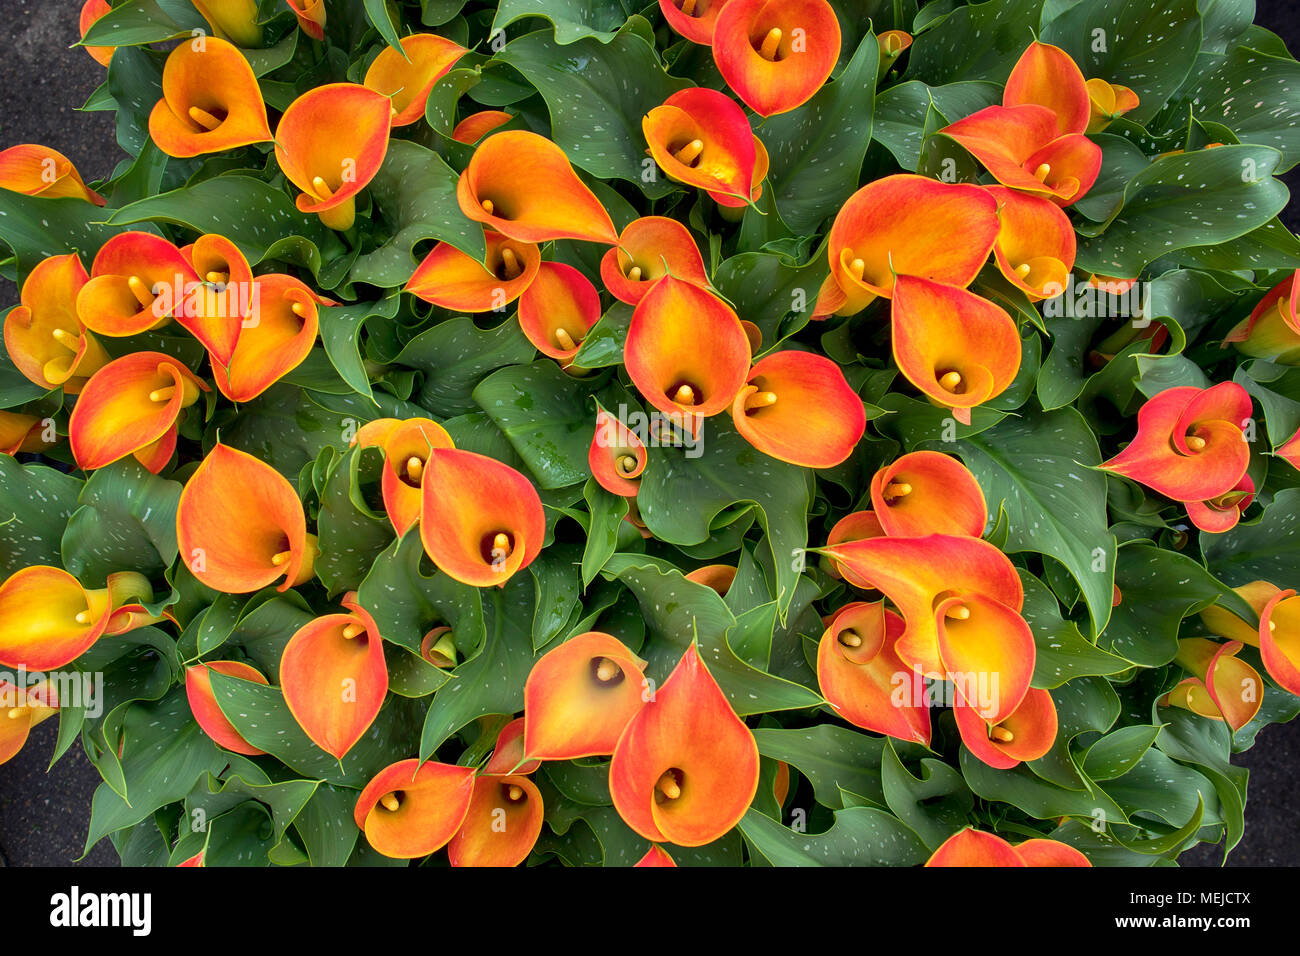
0,411,52,456
420,626,459,669
823,510,885,580
364,34,468,127
589,408,648,498
286,0,327,41
0,566,113,670
452,110,514,145
0,144,104,205
518,262,601,365
405,232,540,313
635,844,677,867
4,254,109,394
185,660,269,755
79,0,115,67
1187,473,1255,534
1085,78,1140,133
1277,426,1300,472
447,774,544,867
600,216,709,305
192,0,263,47
1224,269,1300,364
870,451,987,538
1163,638,1262,731
876,30,912,77
354,759,477,859
483,717,541,775
148,37,272,157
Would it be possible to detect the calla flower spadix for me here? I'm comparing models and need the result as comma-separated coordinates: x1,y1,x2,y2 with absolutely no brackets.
643,88,756,206
457,131,617,245
212,274,325,402
281,595,388,759
659,0,731,44
729,350,865,468
0,145,105,204
287,0,327,40
185,661,269,755
985,185,1077,301
0,567,113,670
0,679,58,766
447,774,545,867
191,0,262,47
418,448,545,587
1162,638,1262,731
870,450,987,538
955,687,1057,769
600,216,709,306
4,254,108,393
147,38,272,158
177,443,318,593
405,232,540,313
523,631,647,760
1002,41,1090,137
712,0,840,117
364,34,468,128
610,644,758,846
624,275,751,421
926,828,1090,867
375,417,455,536
79,0,115,67
589,408,648,498
452,110,514,145
274,83,392,231
518,262,601,364
354,759,476,859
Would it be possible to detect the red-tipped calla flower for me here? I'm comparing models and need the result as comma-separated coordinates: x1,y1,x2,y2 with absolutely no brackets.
870,451,987,538
518,262,601,364
0,567,113,670
405,232,540,313
625,275,751,421
730,350,865,468
1224,269,1300,364
683,565,737,595
483,717,541,775
659,0,731,44
286,0,326,40
816,601,931,744
1187,473,1255,534
148,38,272,158
1002,41,1090,136
644,88,756,206
185,660,269,756
1163,638,1262,731
447,774,544,867
274,83,391,231
79,0,115,67
4,254,109,394
589,408,647,498
0,144,104,205
609,644,758,846
0,679,58,766
191,0,262,46
212,274,325,402
1085,78,1140,133
635,844,677,867
177,443,318,593
712,0,840,117
824,510,885,580
0,412,50,456
890,275,1021,425
935,589,1035,723
927,828,1090,866
985,185,1077,301
373,417,456,536
820,175,1000,316
956,687,1057,769
354,759,477,859
68,351,208,472
364,34,468,128
523,631,647,760
457,131,617,245
281,594,388,759
1259,589,1300,697
418,448,545,587
600,216,709,306
1099,383,1252,502
452,110,514,145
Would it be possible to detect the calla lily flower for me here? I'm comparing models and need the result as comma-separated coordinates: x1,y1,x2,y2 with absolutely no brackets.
0,144,104,205
274,83,391,231
212,274,325,402
452,110,514,145
729,350,865,468
286,0,326,41
823,510,884,580
4,254,109,394
447,774,545,867
625,275,751,422
1014,839,1093,867
1162,638,1262,731
518,262,601,364
148,37,272,158
418,448,545,587
405,232,540,313
1225,269,1300,364
354,759,477,859
643,88,756,206
281,594,388,759
712,0,840,117
1259,589,1300,697
79,0,115,67
635,844,677,867
98,571,165,635
589,408,647,498
600,217,709,306
890,275,1021,425
420,626,458,668
819,175,1000,316
609,644,758,846
683,565,737,596
483,717,541,775
876,30,912,76
1002,41,1090,136
371,417,456,536
192,0,262,47
0,566,113,670
1187,473,1255,534
816,601,931,744
955,687,1057,769
184,660,269,755
0,679,58,766
1277,427,1300,471
68,351,209,473
927,828,1090,867
364,34,468,128
0,412,49,456
985,185,1077,301
457,131,617,245
523,631,647,760
870,451,987,538
177,443,318,593
1200,581,1278,648
1085,78,1140,133
179,233,255,365
659,0,731,44
1099,383,1252,502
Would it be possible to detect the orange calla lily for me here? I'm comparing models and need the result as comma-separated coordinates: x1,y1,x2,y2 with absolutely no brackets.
659,0,731,44
0,679,58,766
405,232,540,313
518,262,601,364
824,510,884,580
457,130,617,245
364,34,468,128
68,351,208,472
1099,383,1252,502
609,643,758,846
624,275,751,422
1085,78,1140,133
712,0,839,116
985,185,1077,301
643,87,756,206
176,443,318,593
373,417,456,536
0,566,113,670
600,216,709,306
635,844,677,867
79,0,115,67
212,274,325,402
191,0,262,47
0,411,50,456
447,774,544,867
0,144,104,205
683,565,737,595
1277,426,1300,471
955,687,1057,769
147,37,272,158
274,83,391,230
877,30,912,70
1002,41,1090,136
819,175,1000,317
281,594,388,759
4,254,109,394
452,110,514,145
1014,838,1092,867
286,0,326,41
1162,638,1262,731
927,828,1090,866
816,601,932,745
99,571,165,635
589,408,647,498
354,759,477,859
483,717,541,775
890,275,1021,425
1224,269,1300,364
934,589,1034,724
1187,473,1255,534
178,233,256,365
870,450,987,538
1259,589,1300,697
522,631,647,761
729,350,865,468
184,660,269,755
1200,581,1277,648
418,448,545,587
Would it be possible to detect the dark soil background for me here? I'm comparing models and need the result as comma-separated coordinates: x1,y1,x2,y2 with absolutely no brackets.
1,0,1298,866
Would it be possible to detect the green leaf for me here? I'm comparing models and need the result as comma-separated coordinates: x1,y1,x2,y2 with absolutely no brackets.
1082,725,1163,781
490,0,632,43
906,0,1046,84
1202,486,1300,586
0,191,124,276
752,725,889,809
395,316,536,417
319,296,401,401
1021,572,1131,687
473,361,593,489
872,80,1000,170
0,458,83,577
737,806,929,866
881,741,975,850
